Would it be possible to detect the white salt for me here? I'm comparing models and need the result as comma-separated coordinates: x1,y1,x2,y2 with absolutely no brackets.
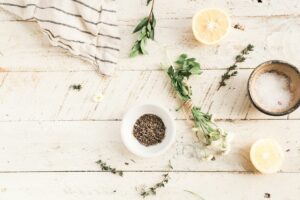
254,71,292,111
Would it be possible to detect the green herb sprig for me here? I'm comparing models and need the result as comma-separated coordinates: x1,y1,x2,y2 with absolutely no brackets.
218,44,254,89
140,161,172,198
140,173,170,198
96,160,123,177
167,54,201,101
130,0,156,57
165,54,231,155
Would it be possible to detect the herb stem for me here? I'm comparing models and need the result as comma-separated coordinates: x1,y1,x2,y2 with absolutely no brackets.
139,161,172,198
129,0,156,57
96,160,123,177
164,54,232,157
148,0,155,19
218,44,254,90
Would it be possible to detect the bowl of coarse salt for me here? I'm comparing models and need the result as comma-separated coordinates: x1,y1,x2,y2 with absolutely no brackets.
248,60,300,116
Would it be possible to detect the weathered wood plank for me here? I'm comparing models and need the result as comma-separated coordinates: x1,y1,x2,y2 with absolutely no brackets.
0,17,299,71
118,0,300,21
1,0,299,22
0,120,299,172
0,70,297,120
121,16,300,70
0,21,93,71
0,172,298,199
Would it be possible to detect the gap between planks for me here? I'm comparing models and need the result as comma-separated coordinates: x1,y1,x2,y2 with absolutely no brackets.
0,118,299,122
0,68,263,73
0,170,298,174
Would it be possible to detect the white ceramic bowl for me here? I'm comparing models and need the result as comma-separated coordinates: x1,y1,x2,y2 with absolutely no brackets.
121,104,176,158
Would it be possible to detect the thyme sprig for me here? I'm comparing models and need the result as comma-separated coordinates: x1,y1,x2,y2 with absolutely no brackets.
140,161,172,198
218,44,254,89
165,54,232,157
96,160,123,177
130,0,156,57
140,173,170,198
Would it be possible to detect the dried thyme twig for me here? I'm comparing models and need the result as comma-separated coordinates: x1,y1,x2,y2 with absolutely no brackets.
140,173,170,198
69,84,82,91
96,160,123,177
164,54,232,158
130,0,156,57
218,44,254,90
139,161,172,198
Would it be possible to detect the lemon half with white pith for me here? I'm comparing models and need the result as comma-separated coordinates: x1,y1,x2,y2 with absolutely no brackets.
192,8,231,45
250,139,284,174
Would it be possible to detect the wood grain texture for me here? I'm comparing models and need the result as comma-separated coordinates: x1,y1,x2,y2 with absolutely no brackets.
0,1,299,199
121,16,300,70
0,120,299,172
0,11,299,71
0,172,299,200
0,71,298,121
118,0,300,20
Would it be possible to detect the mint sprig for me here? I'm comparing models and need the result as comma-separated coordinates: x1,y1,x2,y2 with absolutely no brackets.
165,54,231,156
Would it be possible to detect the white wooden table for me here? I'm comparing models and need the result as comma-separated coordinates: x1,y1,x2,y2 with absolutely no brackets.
0,0,300,199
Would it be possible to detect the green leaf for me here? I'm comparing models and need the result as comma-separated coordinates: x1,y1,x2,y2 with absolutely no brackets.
133,17,148,33
129,42,141,57
147,23,152,33
209,131,221,141
137,27,147,41
151,12,156,28
149,30,154,40
130,49,140,57
147,0,152,6
140,38,147,54
178,54,188,61
190,65,201,74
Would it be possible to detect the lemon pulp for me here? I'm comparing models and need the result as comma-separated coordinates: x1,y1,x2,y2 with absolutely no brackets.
250,139,284,174
192,8,230,45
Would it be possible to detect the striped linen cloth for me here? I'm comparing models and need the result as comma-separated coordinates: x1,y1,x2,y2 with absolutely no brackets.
0,0,119,75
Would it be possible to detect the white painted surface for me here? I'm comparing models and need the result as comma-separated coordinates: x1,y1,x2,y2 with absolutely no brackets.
0,0,299,199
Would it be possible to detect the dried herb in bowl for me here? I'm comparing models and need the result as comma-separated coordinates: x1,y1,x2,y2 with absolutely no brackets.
133,114,166,146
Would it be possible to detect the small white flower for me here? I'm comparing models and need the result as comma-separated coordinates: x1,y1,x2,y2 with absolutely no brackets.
217,128,224,135
200,150,214,161
210,114,215,122
221,145,231,155
210,139,222,148
225,132,234,143
93,93,104,103
192,127,199,132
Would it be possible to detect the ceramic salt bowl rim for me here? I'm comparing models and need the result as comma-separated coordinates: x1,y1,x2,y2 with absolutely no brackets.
121,103,176,158
247,60,300,116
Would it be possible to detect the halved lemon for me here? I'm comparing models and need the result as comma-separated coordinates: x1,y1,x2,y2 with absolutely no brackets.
250,139,284,174
192,8,231,45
